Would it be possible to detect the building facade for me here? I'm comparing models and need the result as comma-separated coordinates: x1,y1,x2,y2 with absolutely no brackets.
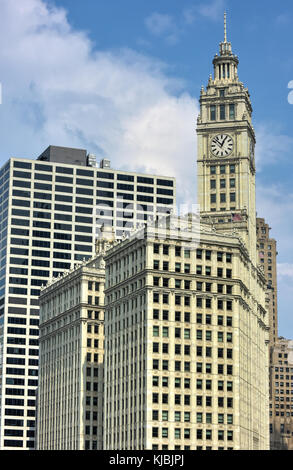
256,217,279,450
0,146,175,450
103,15,270,451
103,214,269,450
37,245,107,450
256,217,278,347
270,337,293,450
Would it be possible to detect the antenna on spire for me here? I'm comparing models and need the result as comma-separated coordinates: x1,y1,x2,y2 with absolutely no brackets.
224,11,227,42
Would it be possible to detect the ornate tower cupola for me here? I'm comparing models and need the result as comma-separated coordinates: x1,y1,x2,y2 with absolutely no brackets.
212,13,239,83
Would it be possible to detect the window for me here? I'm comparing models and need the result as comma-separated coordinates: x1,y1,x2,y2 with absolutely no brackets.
210,105,216,121
163,245,169,255
206,331,212,341
174,429,181,439
162,377,168,387
174,411,181,422
153,260,159,270
197,429,203,440
162,360,169,371
184,329,190,339
153,343,159,353
175,246,181,257
218,381,224,391
220,179,226,189
206,430,212,440
162,310,169,320
152,410,159,421
184,264,190,274
227,431,233,441
227,332,233,343
218,430,224,441
163,261,169,271
230,178,235,189
220,105,226,120
152,427,159,438
197,330,203,340
153,326,159,337
162,428,168,438
175,395,181,405
197,314,203,324
174,378,181,388
152,376,159,387
227,415,233,424
162,327,169,338
162,393,168,404
229,104,235,120
163,294,169,304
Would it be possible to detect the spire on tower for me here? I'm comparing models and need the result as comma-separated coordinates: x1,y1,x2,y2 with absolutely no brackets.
219,11,232,56
211,11,239,83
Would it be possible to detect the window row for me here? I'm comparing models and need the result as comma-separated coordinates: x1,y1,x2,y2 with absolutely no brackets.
152,393,234,408
153,278,233,292
152,293,233,310
210,165,235,175
153,245,233,263
151,347,233,360
152,375,233,391
211,193,236,204
210,178,236,189
152,426,233,441
210,104,235,121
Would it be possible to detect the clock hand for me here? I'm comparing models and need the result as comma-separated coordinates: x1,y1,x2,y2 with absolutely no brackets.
222,136,228,146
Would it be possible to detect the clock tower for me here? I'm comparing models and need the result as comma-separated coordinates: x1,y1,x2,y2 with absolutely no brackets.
197,13,257,263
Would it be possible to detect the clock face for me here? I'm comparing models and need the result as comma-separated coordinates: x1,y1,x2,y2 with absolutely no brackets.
211,134,233,157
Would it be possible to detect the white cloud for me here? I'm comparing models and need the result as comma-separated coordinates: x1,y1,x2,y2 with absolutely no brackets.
144,12,179,45
145,1,227,46
256,184,293,255
255,123,293,170
278,263,293,278
256,183,293,337
182,7,197,25
183,0,226,26
288,80,293,104
145,12,174,36
276,13,291,26
198,0,226,21
0,0,198,208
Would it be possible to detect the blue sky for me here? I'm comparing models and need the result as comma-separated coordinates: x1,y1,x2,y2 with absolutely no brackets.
0,0,292,338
